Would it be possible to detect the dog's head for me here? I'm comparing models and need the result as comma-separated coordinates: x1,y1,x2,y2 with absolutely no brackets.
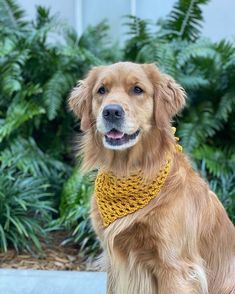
69,62,185,151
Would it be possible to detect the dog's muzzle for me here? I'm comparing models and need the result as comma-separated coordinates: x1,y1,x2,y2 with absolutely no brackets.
100,103,140,150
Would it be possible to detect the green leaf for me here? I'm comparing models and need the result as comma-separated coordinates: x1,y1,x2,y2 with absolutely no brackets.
0,100,45,142
43,71,75,120
161,0,210,41
0,0,27,29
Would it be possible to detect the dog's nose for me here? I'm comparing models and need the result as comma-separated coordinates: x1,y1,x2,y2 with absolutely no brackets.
102,104,124,122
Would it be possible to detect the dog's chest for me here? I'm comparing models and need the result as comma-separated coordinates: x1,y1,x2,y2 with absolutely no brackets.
106,221,158,265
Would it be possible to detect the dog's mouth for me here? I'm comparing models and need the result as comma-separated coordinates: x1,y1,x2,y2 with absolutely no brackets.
104,128,140,148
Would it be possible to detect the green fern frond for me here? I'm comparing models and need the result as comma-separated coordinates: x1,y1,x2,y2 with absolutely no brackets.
161,0,210,41
215,90,235,122
0,0,27,29
177,73,209,89
78,20,110,49
177,38,217,66
0,99,45,142
137,40,178,77
34,6,55,29
178,107,221,153
215,40,235,64
0,34,17,57
60,166,93,215
0,50,30,96
193,145,233,177
43,71,75,120
79,48,104,65
124,15,152,60
124,15,152,39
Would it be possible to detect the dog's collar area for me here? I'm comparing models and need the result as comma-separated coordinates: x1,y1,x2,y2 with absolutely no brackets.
95,127,182,227
95,156,171,227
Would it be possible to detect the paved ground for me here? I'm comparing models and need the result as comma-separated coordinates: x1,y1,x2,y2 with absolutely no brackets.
0,269,107,294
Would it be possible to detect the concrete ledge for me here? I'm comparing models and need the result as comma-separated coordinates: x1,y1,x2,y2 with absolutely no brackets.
0,269,106,294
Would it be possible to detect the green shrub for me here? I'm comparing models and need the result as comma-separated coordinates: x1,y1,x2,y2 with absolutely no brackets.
0,0,113,252
0,164,54,252
52,168,100,258
0,0,234,256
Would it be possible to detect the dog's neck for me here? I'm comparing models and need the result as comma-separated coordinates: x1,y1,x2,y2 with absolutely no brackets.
80,126,176,179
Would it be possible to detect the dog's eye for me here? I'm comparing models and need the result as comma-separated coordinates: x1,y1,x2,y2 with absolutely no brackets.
133,86,144,94
97,86,106,95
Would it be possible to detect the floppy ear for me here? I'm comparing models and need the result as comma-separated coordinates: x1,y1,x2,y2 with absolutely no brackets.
156,73,186,121
142,64,186,128
68,80,91,131
68,67,101,131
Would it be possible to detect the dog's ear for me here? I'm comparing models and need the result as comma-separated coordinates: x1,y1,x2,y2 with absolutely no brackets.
156,73,186,119
68,80,91,131
142,64,186,127
68,68,99,131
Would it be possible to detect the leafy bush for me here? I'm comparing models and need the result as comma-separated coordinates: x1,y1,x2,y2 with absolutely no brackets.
0,0,234,256
0,165,54,252
52,168,100,258
0,0,114,252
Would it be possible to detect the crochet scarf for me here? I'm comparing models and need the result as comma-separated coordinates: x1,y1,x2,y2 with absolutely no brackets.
95,157,171,227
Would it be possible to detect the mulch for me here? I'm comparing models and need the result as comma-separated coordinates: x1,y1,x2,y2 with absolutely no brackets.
0,232,85,271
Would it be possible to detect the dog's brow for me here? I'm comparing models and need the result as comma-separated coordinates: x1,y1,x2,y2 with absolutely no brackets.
126,76,141,84
98,76,113,87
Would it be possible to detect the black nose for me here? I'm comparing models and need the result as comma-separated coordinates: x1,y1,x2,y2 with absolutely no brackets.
102,104,124,122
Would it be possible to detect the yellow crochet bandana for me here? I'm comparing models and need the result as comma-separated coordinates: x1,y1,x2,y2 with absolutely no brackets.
95,157,171,227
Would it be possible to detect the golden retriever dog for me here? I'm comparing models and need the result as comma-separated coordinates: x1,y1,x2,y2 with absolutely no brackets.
68,62,235,294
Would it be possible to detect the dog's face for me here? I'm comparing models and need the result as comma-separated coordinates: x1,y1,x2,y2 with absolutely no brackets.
69,62,185,151
92,63,154,150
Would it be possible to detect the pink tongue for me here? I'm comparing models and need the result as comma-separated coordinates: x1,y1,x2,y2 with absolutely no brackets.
106,130,124,139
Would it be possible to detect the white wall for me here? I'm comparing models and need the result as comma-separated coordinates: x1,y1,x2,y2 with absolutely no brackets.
203,0,235,41
18,0,235,42
18,0,76,28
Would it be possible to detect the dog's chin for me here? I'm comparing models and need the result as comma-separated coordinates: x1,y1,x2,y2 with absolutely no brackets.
101,128,141,150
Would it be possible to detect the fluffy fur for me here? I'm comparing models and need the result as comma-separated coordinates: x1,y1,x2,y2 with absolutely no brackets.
69,62,235,294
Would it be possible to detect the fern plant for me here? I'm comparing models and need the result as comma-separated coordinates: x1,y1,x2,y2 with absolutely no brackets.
160,0,210,41
0,0,113,252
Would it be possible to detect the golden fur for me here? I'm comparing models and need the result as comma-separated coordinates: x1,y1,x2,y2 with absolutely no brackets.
69,62,235,294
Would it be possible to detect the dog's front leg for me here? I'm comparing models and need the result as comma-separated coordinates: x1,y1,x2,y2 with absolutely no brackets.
106,268,115,294
156,264,208,294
